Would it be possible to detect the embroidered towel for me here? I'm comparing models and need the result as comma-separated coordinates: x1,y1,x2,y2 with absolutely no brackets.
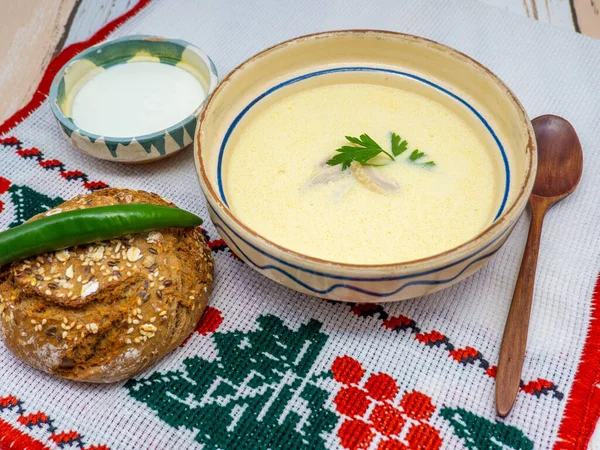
1,0,599,448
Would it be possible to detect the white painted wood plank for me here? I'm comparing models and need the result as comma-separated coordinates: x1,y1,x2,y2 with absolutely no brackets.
542,0,579,28
0,0,135,124
574,0,600,38
477,0,578,28
0,0,78,123
63,0,138,47
477,0,537,19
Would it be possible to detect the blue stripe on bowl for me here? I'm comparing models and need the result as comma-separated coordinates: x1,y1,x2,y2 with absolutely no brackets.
215,217,502,297
209,203,511,283
216,67,511,220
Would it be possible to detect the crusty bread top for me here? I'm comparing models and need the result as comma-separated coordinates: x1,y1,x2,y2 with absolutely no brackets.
0,188,213,382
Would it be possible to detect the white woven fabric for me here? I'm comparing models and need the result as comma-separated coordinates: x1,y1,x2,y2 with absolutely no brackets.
0,0,599,449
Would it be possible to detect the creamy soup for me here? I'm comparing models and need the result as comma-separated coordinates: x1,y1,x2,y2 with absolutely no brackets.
224,81,503,264
71,62,205,137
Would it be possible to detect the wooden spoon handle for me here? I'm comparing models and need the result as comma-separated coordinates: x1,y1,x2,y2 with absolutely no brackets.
496,196,550,417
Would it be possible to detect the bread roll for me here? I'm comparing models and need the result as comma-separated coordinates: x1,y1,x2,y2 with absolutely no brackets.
0,188,213,382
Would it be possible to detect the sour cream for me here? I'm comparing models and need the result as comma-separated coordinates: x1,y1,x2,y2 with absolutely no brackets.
71,62,205,137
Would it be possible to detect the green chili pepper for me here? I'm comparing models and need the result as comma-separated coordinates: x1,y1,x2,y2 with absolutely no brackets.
0,204,203,266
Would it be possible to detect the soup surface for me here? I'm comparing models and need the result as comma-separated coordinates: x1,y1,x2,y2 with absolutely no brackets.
224,81,503,264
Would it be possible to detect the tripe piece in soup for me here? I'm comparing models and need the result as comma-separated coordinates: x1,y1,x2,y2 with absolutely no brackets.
224,82,504,265
71,62,205,137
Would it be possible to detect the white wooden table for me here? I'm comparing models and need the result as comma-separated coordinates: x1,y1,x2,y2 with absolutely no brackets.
1,0,598,447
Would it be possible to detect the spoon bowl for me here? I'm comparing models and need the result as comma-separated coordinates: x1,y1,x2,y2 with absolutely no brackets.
532,115,583,199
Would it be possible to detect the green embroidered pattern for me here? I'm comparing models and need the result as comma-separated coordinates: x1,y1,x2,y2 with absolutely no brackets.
4,184,64,228
440,407,533,450
126,315,337,449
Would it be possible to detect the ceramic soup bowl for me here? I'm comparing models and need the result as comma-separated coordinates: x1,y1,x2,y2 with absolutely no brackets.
50,35,218,163
195,30,536,302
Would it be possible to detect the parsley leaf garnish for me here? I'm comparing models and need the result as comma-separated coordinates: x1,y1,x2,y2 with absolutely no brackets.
409,149,435,166
326,134,394,170
391,133,408,156
327,132,435,170
409,149,424,161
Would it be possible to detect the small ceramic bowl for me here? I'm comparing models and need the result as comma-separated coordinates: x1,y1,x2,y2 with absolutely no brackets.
195,30,537,303
50,35,218,163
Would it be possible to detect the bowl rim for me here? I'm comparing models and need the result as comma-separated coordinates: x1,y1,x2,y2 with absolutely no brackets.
49,34,219,145
195,29,536,270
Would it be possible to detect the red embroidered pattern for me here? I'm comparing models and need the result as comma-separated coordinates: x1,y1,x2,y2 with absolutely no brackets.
349,303,564,400
332,356,442,450
555,275,600,449
50,430,82,447
0,395,108,449
0,137,109,192
0,395,19,410
17,412,50,428
0,418,51,450
195,306,223,335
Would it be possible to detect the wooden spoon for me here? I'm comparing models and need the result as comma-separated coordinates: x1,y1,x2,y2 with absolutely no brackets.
495,115,583,417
